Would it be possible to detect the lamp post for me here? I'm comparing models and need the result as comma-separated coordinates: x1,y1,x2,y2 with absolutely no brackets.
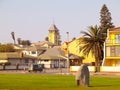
66,32,69,74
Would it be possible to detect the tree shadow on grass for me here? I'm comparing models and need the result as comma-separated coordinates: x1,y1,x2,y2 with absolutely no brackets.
89,83,120,87
89,85,112,87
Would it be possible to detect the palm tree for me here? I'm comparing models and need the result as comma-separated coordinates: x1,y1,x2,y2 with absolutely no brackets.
78,25,106,72
11,32,16,44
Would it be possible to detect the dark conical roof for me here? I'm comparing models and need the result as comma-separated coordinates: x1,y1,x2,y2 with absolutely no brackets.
49,24,59,31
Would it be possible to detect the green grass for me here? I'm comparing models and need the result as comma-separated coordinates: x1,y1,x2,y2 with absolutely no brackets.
0,74,120,90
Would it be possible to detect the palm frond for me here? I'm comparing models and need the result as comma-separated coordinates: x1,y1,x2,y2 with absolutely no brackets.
81,31,92,38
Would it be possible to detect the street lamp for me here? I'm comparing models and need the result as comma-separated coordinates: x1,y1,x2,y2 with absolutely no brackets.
66,32,69,74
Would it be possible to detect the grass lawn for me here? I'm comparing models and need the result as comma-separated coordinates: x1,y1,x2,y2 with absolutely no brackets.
0,74,120,90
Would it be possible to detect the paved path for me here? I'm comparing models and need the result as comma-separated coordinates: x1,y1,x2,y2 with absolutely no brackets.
0,68,69,74
1,69,120,77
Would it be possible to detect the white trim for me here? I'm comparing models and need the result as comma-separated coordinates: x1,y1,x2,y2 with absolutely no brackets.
102,42,106,66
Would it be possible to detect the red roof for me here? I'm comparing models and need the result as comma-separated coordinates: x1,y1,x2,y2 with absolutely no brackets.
109,27,120,31
65,41,72,45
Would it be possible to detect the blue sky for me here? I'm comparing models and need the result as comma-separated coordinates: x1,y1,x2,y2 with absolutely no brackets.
0,0,120,44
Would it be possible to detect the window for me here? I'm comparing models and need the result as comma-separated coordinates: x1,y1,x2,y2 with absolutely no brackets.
31,51,36,54
106,46,120,56
25,59,29,63
115,34,120,43
44,60,49,62
115,46,120,56
106,46,110,56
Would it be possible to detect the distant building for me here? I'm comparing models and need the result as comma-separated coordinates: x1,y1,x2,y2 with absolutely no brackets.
103,27,120,66
32,41,55,48
48,24,61,45
0,52,37,65
61,39,95,66
22,46,41,57
38,46,67,68
61,39,96,73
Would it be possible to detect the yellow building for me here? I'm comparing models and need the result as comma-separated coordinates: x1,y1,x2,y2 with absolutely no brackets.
103,27,120,66
62,38,95,66
48,24,60,45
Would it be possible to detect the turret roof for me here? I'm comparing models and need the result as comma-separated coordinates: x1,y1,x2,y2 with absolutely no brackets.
49,24,59,31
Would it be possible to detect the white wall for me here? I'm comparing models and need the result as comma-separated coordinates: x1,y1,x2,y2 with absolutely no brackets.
70,66,120,72
38,60,52,68
22,50,38,57
70,66,95,72
101,66,120,72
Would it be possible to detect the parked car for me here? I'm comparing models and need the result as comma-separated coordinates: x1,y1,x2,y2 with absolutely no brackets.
28,64,44,72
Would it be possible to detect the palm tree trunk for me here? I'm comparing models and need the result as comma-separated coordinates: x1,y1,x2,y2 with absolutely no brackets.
95,58,100,72
11,32,16,44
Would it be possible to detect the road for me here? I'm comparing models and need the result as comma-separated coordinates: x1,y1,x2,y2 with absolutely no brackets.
0,67,69,75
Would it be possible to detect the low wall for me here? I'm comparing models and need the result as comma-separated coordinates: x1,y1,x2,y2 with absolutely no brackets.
70,66,120,73
0,65,28,70
70,66,95,72
101,66,120,72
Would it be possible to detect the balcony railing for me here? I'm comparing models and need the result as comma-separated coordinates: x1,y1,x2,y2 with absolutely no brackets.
106,39,114,44
106,39,120,44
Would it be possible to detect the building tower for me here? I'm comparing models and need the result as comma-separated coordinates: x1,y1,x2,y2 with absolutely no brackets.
48,24,60,45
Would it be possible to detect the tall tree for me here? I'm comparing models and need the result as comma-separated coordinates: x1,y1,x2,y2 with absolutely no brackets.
21,40,31,46
17,38,31,46
78,25,106,72
11,32,16,44
72,37,76,41
17,38,22,45
100,4,115,34
45,37,49,41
